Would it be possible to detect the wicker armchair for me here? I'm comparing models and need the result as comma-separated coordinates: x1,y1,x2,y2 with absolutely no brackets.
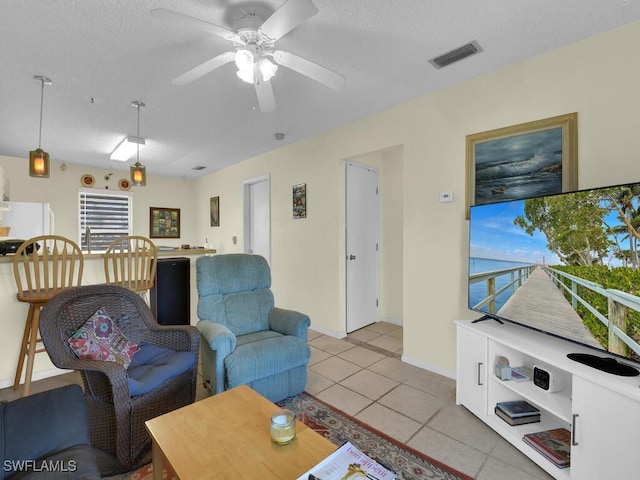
38,284,199,474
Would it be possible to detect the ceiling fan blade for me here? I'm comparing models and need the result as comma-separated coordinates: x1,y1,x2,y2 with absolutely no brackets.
255,80,277,113
150,8,240,42
259,0,318,42
171,52,236,86
273,50,345,91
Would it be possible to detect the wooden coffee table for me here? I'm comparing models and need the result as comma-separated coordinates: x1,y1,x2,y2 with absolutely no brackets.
145,385,337,479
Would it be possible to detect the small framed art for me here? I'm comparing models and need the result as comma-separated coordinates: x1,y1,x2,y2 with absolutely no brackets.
293,183,306,219
149,207,180,238
210,196,220,227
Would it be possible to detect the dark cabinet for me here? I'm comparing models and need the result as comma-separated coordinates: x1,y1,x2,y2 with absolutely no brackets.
150,257,190,325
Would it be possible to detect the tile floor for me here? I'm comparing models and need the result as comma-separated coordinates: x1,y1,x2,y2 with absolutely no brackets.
0,322,555,480
307,322,554,480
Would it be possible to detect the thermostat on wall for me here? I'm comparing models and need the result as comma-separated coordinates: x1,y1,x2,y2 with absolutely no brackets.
439,192,454,203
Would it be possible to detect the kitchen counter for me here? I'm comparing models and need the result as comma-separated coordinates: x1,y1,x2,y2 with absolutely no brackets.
0,248,216,263
0,247,215,386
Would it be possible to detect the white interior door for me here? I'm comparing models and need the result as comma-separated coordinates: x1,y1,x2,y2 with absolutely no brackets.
243,175,270,264
346,162,379,333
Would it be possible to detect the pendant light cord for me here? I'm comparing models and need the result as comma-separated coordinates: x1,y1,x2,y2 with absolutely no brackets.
136,102,140,163
38,78,44,149
132,100,144,164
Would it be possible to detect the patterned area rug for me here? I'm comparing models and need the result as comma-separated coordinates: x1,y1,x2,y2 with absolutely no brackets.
278,392,474,480
112,391,474,480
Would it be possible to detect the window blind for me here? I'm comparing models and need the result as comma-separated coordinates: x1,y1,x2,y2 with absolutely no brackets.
79,189,132,252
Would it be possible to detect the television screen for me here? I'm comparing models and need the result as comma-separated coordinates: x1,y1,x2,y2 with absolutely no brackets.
468,181,640,368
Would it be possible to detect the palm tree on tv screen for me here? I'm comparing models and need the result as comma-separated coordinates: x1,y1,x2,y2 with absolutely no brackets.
514,185,640,269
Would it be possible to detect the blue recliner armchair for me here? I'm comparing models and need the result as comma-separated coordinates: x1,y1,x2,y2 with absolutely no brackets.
196,254,311,402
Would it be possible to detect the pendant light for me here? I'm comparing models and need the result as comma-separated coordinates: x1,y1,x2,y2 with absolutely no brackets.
129,101,146,186
29,76,52,178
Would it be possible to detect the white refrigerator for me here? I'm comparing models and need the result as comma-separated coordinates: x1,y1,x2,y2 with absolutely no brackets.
1,201,54,240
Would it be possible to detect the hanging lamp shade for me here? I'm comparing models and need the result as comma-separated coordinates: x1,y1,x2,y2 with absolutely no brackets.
29,76,52,178
129,101,147,186
29,148,50,178
130,161,146,186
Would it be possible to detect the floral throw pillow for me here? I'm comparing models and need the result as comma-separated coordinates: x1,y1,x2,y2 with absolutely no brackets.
68,308,139,368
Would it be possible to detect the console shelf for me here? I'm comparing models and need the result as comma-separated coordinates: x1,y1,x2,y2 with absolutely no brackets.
456,319,640,480
489,375,572,423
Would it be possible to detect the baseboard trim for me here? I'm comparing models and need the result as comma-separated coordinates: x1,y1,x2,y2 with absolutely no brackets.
381,316,403,326
311,319,403,339
309,324,346,339
0,367,69,390
401,354,456,380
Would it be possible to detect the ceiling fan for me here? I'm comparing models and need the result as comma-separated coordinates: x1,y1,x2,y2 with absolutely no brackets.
150,0,345,113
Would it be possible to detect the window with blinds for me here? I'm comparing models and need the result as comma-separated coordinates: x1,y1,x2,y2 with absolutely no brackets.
79,189,132,253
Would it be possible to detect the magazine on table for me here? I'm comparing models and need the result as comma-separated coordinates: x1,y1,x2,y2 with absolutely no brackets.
297,441,396,480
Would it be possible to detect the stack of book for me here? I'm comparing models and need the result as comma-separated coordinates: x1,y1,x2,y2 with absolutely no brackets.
494,400,541,426
523,428,571,468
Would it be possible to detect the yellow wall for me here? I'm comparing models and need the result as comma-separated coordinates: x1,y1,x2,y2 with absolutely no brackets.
1,21,640,385
380,147,404,324
0,158,199,247
0,158,201,385
195,20,640,376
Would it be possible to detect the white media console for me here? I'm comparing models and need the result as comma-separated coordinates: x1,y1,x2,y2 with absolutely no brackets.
455,319,640,480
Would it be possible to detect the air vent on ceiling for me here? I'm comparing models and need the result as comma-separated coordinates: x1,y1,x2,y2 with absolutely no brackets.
429,40,483,69
192,165,207,171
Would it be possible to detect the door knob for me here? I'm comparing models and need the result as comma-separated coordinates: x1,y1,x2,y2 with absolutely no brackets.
349,255,356,260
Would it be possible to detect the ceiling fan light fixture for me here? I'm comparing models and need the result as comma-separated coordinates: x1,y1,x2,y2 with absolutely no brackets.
236,68,255,84
259,58,278,82
156,3,344,112
235,49,254,71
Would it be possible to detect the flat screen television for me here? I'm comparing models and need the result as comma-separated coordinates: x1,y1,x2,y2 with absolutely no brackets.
468,181,640,376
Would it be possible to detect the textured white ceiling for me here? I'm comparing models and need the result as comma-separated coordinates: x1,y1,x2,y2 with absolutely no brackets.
2,0,640,179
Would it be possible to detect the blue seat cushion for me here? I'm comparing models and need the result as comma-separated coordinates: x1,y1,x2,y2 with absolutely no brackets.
127,343,196,397
225,332,310,388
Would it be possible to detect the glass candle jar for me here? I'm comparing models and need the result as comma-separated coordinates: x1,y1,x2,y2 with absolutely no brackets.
270,409,296,445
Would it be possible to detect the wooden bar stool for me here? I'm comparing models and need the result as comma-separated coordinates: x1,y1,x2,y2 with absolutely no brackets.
104,236,158,299
12,235,84,396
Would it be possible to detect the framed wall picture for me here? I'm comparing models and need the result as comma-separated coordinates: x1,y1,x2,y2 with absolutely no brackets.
149,207,180,238
293,183,306,219
465,112,578,218
210,196,220,227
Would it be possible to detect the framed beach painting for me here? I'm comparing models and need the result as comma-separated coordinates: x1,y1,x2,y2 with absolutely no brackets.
149,207,180,238
465,113,578,218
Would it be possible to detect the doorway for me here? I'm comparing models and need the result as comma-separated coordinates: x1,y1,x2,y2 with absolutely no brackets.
345,162,380,333
243,175,270,264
